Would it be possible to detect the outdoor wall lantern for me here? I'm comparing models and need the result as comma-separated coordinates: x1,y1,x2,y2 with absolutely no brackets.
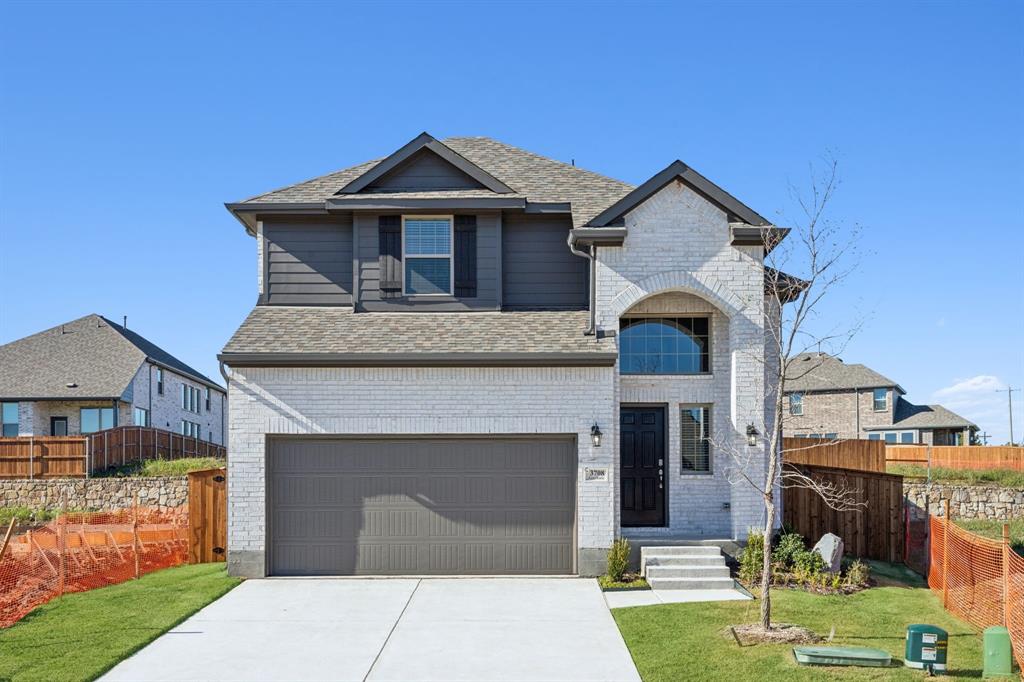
591,423,603,448
746,424,759,447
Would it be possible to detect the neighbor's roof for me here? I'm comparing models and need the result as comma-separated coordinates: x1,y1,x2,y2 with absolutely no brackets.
236,136,638,228
784,352,903,393
0,314,223,400
864,398,978,431
220,308,616,366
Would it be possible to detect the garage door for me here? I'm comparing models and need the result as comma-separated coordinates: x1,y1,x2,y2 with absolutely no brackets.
267,437,576,575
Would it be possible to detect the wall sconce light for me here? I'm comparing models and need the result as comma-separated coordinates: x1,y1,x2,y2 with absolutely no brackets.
746,424,759,447
591,423,603,448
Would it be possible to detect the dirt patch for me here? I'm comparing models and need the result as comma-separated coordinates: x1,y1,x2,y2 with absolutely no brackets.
727,623,822,646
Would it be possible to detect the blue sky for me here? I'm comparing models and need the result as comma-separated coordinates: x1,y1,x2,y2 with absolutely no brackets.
2,1,1022,442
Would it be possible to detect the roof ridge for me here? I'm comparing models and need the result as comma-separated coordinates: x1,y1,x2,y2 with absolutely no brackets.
1,312,105,348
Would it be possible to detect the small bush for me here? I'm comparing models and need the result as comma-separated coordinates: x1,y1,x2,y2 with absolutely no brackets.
771,531,806,567
844,559,870,586
792,548,826,576
739,530,765,584
607,538,631,582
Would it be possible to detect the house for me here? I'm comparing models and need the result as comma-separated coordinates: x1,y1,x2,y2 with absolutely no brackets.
220,132,789,578
783,352,977,445
0,314,227,443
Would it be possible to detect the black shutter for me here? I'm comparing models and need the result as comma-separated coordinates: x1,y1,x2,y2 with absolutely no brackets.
454,215,477,298
378,216,402,299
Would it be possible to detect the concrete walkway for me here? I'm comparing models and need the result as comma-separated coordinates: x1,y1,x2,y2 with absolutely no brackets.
603,586,751,609
101,578,641,682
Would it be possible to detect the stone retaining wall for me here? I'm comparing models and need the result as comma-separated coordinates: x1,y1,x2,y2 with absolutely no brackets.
904,482,1024,521
0,477,188,511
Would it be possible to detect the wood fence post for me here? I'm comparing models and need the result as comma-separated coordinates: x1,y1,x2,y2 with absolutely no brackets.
1003,522,1011,628
122,428,126,466
133,493,140,579
942,498,951,608
104,431,109,470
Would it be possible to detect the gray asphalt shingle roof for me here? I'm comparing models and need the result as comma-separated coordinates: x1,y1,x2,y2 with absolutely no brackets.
784,352,902,393
239,137,635,228
868,399,978,430
0,314,222,400
221,307,614,357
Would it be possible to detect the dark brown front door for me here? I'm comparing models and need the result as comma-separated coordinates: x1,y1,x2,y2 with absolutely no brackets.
620,406,666,527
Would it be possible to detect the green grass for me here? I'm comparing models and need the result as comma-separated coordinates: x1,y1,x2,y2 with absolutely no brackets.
96,457,225,478
955,518,1024,555
0,563,240,682
887,464,1024,489
0,507,58,526
612,583,1014,680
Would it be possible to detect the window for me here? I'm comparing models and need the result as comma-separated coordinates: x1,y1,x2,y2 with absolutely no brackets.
884,432,898,444
133,407,150,427
181,385,200,413
156,368,164,395
2,402,19,437
619,317,710,375
181,420,200,438
51,417,68,436
872,388,887,412
900,432,915,444
789,393,803,416
809,433,822,439
403,217,452,295
868,433,881,440
204,387,211,412
824,432,838,439
80,407,114,434
680,406,711,474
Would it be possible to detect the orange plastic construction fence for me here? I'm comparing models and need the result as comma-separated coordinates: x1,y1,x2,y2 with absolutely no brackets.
0,506,187,628
929,516,1024,668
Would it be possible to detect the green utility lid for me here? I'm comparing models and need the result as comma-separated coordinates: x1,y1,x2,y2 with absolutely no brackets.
794,646,893,667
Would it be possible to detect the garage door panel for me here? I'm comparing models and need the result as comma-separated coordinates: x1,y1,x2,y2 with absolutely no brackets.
268,437,576,575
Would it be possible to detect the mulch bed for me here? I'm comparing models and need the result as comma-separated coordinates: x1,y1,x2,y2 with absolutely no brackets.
727,623,822,646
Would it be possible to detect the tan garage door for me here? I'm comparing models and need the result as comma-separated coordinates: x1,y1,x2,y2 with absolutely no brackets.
267,437,576,575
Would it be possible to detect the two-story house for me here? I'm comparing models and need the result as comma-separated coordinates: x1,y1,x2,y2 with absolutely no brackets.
0,314,227,443
220,133,788,578
783,352,977,445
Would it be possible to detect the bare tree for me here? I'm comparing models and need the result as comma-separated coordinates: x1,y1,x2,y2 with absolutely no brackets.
722,156,867,630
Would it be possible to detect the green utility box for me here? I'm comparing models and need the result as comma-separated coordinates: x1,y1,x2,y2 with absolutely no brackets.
905,624,948,673
983,626,1014,678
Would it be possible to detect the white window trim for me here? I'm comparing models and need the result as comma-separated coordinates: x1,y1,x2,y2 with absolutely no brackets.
872,388,888,412
679,404,713,476
789,393,803,416
402,215,454,297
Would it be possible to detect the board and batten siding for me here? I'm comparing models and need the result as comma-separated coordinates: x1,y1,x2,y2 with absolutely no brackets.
502,213,587,310
356,212,499,311
365,149,485,192
263,218,354,306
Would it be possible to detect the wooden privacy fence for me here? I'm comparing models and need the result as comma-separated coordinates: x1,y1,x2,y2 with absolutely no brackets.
782,463,905,562
188,468,226,563
887,445,1024,472
0,426,226,478
782,437,887,473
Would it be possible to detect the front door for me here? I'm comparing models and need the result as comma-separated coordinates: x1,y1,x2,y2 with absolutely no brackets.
620,406,666,527
50,417,68,436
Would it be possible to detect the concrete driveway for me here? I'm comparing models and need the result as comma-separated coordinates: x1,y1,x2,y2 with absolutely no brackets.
100,578,641,682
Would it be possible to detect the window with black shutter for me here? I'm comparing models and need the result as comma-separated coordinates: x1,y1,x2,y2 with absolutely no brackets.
378,216,402,298
454,215,477,298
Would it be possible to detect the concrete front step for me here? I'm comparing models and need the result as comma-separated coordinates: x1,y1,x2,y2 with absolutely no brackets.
643,555,725,568
640,545,722,557
648,576,737,591
646,565,731,580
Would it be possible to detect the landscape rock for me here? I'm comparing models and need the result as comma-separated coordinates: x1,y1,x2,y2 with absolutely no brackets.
812,533,844,573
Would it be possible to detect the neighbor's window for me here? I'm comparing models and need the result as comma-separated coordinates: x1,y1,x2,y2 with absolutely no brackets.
824,432,838,439
868,433,881,441
133,407,150,427
156,367,164,395
789,393,803,416
1,402,18,437
680,405,711,474
181,385,200,413
900,432,915,444
809,433,822,439
80,407,114,434
181,420,200,438
884,432,898,444
872,388,887,411
619,317,710,375
204,387,211,412
403,216,452,295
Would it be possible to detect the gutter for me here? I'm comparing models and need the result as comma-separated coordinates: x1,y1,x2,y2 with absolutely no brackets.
217,351,618,368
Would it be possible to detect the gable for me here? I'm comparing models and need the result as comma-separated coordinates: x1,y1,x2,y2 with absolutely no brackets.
365,148,486,192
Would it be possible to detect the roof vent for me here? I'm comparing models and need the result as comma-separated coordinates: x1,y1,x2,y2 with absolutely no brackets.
65,382,78,389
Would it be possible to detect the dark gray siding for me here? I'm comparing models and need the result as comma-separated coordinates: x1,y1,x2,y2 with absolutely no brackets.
502,213,587,310
357,212,499,311
263,218,353,306
366,149,484,192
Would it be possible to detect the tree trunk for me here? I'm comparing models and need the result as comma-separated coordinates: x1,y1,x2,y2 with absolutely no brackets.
759,496,775,630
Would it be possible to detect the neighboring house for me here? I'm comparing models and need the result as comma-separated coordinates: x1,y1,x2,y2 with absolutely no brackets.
220,132,790,578
0,314,227,444
783,352,977,445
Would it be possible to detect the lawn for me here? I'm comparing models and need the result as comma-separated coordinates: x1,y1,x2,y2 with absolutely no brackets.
956,518,1024,555
612,582,1011,680
96,456,226,478
887,464,1024,489
0,563,239,682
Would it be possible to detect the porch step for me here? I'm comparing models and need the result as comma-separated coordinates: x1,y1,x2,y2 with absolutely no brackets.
648,576,737,591
640,545,722,557
643,555,725,568
646,565,731,580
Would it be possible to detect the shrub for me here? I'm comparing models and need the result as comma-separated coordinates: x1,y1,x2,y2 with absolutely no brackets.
791,548,827,585
771,531,806,567
607,538,631,582
844,559,870,586
739,530,765,584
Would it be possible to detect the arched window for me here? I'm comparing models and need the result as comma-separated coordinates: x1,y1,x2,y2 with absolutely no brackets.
619,316,710,375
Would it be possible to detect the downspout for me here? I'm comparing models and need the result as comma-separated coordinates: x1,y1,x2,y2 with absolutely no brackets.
567,233,596,336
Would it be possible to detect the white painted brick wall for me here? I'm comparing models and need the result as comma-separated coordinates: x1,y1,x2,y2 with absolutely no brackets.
227,366,616,555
